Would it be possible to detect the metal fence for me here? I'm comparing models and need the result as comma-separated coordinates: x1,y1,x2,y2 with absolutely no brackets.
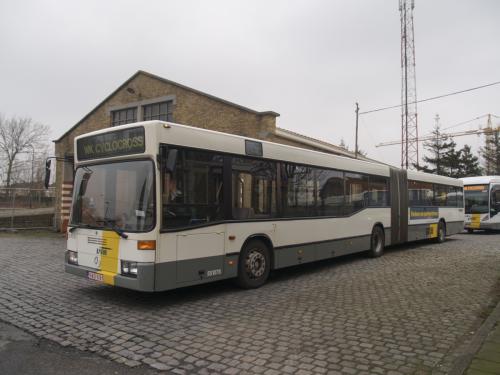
0,188,56,230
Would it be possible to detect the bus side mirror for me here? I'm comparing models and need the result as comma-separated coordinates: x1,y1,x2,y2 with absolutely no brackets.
44,159,51,189
165,149,178,174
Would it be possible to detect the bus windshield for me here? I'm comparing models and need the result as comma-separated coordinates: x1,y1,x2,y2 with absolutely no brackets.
464,185,489,214
71,160,155,232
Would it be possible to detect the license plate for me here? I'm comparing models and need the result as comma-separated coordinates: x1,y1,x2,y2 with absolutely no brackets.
87,271,104,282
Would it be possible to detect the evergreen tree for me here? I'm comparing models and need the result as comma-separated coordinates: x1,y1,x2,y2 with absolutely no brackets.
339,138,367,157
458,145,482,177
443,140,461,178
339,138,348,150
416,122,457,177
481,128,500,175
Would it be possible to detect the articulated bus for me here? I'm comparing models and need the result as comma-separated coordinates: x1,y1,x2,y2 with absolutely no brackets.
462,176,500,232
63,121,464,291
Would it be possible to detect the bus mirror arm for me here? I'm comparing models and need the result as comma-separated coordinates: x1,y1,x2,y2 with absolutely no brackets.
43,156,74,189
44,159,52,189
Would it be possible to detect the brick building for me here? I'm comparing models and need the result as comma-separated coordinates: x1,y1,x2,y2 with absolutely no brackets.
54,70,366,231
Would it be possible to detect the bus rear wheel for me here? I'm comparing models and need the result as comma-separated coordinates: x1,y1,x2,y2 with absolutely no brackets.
369,226,385,258
436,221,446,243
236,240,270,289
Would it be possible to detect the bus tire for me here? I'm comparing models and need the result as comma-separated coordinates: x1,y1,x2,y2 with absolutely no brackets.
369,226,385,258
436,221,446,243
467,228,474,234
236,239,270,289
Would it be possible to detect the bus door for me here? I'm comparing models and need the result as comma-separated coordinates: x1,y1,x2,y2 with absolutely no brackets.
160,145,226,284
390,168,408,245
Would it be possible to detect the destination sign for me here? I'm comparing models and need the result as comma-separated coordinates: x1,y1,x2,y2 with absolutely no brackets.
464,185,488,191
77,127,145,160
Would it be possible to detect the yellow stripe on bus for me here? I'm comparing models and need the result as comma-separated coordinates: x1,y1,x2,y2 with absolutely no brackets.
470,214,481,229
98,231,121,286
428,223,438,238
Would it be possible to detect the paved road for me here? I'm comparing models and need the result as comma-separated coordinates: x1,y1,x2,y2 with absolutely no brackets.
0,232,499,375
0,321,159,375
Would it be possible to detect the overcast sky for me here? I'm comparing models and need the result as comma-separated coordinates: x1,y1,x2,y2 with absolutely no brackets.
0,0,499,167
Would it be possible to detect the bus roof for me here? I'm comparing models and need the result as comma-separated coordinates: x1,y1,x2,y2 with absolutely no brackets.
74,121,393,176
407,170,463,187
74,121,462,186
461,176,500,185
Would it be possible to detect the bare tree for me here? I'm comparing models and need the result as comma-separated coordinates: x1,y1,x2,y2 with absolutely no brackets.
0,114,50,187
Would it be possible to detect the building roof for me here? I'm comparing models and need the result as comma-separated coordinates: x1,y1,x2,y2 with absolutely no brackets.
54,70,280,142
275,127,384,164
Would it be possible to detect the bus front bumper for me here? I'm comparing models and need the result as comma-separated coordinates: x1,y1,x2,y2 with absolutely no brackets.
65,262,155,292
465,222,500,231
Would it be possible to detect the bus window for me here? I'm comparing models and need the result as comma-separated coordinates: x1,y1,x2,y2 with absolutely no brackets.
408,180,433,206
464,185,489,214
433,185,448,207
162,148,224,229
368,176,389,207
455,187,464,208
316,168,344,216
282,164,314,217
232,158,277,219
446,185,457,207
72,161,155,232
345,173,369,214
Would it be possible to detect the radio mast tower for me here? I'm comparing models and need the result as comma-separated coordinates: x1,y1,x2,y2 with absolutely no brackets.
399,0,419,169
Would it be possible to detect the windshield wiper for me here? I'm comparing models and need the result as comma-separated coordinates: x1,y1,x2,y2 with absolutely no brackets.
68,223,93,232
95,219,129,239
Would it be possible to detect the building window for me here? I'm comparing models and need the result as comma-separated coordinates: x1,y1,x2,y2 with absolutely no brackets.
143,101,173,122
111,108,137,126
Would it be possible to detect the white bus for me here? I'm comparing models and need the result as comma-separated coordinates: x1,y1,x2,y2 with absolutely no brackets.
62,121,464,291
462,176,500,232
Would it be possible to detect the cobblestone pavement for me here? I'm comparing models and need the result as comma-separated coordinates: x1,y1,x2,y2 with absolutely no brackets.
1,232,500,375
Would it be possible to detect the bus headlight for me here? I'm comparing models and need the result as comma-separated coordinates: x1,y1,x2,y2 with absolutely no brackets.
121,261,138,277
68,251,78,265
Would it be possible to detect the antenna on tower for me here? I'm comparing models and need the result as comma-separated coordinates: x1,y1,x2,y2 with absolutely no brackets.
399,0,419,169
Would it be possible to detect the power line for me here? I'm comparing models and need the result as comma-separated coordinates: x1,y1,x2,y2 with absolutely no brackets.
360,80,500,115
441,114,500,131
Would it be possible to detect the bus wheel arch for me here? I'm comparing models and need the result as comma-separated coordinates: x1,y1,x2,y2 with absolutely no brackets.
236,235,273,289
369,224,385,258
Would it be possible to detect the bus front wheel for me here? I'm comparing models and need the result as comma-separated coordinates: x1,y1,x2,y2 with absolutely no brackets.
236,240,270,289
369,226,385,258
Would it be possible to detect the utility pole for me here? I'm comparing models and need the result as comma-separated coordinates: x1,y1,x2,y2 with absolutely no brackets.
28,144,35,208
400,0,419,169
355,102,359,158
434,114,441,173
